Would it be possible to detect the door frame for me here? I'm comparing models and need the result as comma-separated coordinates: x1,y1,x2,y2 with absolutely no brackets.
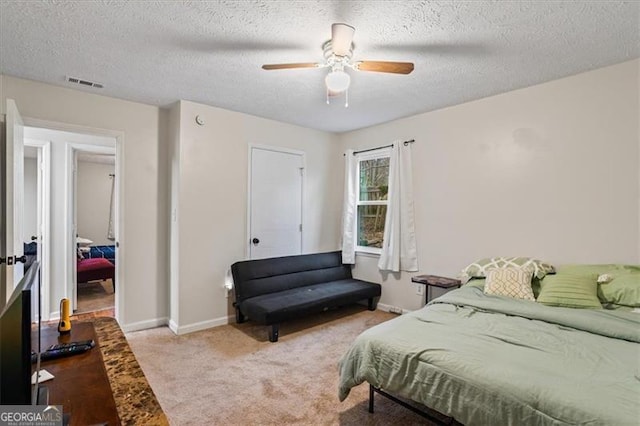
66,143,116,311
246,144,306,259
22,117,124,321
2,100,25,302
23,139,51,320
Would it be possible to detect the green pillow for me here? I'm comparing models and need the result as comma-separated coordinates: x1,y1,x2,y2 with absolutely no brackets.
463,278,486,289
460,257,555,282
555,264,627,276
598,273,640,307
538,274,602,309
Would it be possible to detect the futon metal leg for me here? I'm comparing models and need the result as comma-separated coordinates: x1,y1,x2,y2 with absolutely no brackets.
369,384,374,413
235,307,246,324
368,298,375,311
269,324,279,342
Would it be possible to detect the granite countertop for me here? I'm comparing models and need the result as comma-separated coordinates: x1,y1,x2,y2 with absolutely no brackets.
93,317,169,425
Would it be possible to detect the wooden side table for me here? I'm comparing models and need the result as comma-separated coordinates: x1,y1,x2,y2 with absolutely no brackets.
411,275,461,305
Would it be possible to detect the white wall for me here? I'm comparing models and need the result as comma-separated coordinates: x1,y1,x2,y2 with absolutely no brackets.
23,157,37,242
77,160,115,246
1,75,168,330
4,57,636,328
169,100,342,333
338,59,640,312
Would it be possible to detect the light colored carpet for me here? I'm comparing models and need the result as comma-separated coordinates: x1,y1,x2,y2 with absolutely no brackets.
76,280,114,314
126,306,446,425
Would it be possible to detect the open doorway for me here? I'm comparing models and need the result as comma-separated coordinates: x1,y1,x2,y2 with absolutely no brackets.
22,125,119,321
74,151,116,314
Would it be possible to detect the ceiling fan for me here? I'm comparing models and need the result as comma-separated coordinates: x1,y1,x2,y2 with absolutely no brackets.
262,23,414,106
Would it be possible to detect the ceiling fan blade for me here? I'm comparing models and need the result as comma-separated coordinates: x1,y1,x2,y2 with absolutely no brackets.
355,61,414,74
331,23,355,56
262,62,321,70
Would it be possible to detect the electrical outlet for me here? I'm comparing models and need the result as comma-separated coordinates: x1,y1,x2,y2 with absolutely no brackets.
389,306,403,314
416,284,424,296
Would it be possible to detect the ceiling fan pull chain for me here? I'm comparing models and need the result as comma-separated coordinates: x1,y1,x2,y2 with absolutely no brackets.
326,88,330,105
345,89,349,108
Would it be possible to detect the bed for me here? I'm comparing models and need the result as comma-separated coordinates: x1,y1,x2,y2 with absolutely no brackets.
82,245,116,265
338,278,640,425
77,257,115,291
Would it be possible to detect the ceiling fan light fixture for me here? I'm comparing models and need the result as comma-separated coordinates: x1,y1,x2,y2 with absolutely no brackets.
325,70,351,93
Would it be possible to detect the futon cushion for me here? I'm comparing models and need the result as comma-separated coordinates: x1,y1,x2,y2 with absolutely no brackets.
232,251,352,301
239,279,381,324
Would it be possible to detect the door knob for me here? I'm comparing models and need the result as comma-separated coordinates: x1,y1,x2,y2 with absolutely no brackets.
31,236,38,241
252,238,260,245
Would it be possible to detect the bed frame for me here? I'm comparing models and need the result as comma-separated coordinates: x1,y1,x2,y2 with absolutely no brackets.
368,384,456,425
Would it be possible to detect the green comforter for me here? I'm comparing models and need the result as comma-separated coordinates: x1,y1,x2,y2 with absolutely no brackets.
338,287,640,425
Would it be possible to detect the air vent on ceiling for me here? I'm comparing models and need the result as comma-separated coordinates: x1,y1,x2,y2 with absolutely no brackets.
66,76,104,89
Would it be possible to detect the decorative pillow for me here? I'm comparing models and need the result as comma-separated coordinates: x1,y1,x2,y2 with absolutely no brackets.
460,257,555,283
484,268,535,301
555,264,626,276
537,274,601,309
598,273,640,307
465,277,543,298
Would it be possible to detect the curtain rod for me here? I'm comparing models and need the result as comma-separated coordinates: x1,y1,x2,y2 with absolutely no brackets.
345,139,415,156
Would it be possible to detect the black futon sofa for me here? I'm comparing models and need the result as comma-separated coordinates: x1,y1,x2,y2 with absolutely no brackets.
231,251,381,342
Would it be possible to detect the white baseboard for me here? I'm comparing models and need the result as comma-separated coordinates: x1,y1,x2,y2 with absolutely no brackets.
376,303,412,315
121,317,168,333
168,319,179,334
167,314,234,335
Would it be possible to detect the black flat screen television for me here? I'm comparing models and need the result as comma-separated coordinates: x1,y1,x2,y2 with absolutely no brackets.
0,261,41,405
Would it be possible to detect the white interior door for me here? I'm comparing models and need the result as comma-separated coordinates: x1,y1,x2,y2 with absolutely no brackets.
249,147,303,260
1,99,26,304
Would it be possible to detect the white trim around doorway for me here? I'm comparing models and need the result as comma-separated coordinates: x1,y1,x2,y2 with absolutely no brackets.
23,139,51,320
22,117,124,322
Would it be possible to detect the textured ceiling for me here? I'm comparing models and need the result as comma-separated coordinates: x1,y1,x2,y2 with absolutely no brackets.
1,1,638,133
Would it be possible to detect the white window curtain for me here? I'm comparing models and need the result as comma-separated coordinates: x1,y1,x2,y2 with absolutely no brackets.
341,149,357,264
377,141,418,272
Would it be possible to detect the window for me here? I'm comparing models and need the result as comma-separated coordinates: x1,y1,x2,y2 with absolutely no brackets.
355,148,390,253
